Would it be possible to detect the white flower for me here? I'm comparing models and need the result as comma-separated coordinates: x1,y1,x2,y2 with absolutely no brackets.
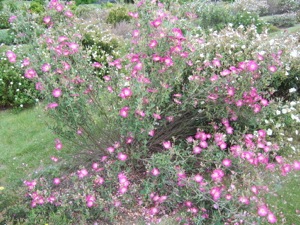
267,129,273,136
289,88,297,93
282,108,287,114
290,50,298,58
287,137,293,142
276,110,281,115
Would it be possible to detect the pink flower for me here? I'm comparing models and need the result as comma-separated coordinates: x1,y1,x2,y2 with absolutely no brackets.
52,88,62,98
64,10,73,18
257,205,268,217
94,176,105,185
47,102,58,109
119,106,130,118
210,187,222,201
151,168,160,176
128,12,138,18
194,174,203,183
247,60,259,71
193,146,202,154
150,18,162,28
164,57,173,67
77,168,88,179
86,195,96,207
222,158,232,167
267,213,277,224
41,63,51,72
211,169,225,182
43,16,51,24
117,152,128,161
293,161,300,170
55,3,64,12
148,129,155,136
119,87,132,99
132,29,140,37
51,156,58,162
149,40,158,48
239,196,250,205
22,58,30,67
92,62,102,68
55,139,63,150
8,15,17,23
24,68,37,79
6,50,17,63
212,59,221,67
162,141,172,149
268,65,277,73
220,69,231,76
53,178,61,185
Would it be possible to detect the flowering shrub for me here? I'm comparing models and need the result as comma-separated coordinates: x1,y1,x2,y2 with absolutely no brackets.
3,0,300,224
231,0,269,15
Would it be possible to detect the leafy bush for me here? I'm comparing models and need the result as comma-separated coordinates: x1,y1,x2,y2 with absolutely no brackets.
231,0,269,15
267,0,300,14
3,0,300,224
0,12,10,29
0,55,38,108
106,6,131,26
75,0,97,6
196,3,233,32
29,1,45,14
267,13,297,28
0,29,14,45
296,10,300,22
232,11,266,33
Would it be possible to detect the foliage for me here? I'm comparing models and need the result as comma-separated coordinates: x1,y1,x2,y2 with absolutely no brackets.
0,12,10,29
29,1,45,14
266,13,297,28
106,6,131,26
231,11,266,33
296,10,300,22
75,0,97,6
231,0,269,15
266,0,300,14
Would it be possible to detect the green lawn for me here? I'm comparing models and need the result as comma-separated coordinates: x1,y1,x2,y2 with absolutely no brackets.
0,106,57,186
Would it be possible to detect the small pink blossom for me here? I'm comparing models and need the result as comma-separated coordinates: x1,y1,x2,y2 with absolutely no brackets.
193,146,202,154
119,106,130,118
53,178,61,185
222,158,232,167
55,139,63,150
268,65,277,73
150,18,162,28
64,10,73,18
267,213,277,224
257,205,268,217
47,102,58,109
117,152,128,161
119,87,132,99
78,168,88,179
43,16,51,24
24,68,37,79
247,60,259,71
239,196,250,205
162,140,172,149
149,40,158,48
41,63,51,72
52,88,62,98
194,174,203,183
151,168,160,176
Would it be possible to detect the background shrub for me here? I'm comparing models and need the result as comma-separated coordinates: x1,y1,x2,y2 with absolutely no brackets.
29,1,45,14
267,13,297,27
106,6,131,26
0,12,10,29
232,11,266,33
75,0,97,6
0,56,39,108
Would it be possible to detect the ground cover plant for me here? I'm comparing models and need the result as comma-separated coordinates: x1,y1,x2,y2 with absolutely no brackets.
1,0,300,224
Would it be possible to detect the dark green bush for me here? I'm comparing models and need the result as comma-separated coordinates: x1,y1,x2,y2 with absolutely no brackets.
0,57,39,108
29,1,45,14
0,12,10,29
267,13,296,28
75,0,96,6
106,6,131,26
197,4,233,32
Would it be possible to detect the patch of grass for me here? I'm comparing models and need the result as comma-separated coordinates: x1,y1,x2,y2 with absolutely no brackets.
0,105,58,186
